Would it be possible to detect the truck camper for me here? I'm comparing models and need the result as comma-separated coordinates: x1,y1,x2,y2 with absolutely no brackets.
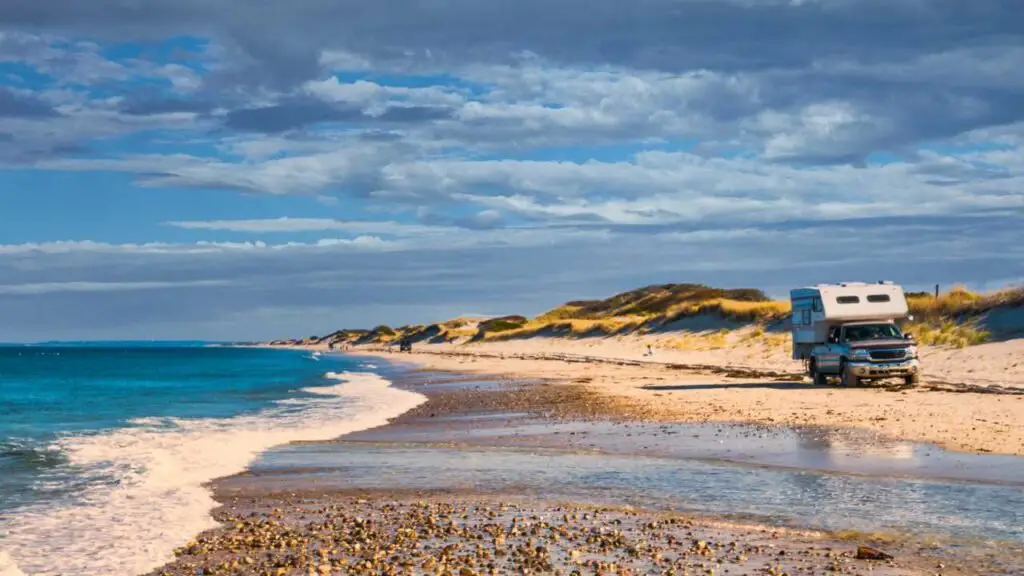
791,281,920,387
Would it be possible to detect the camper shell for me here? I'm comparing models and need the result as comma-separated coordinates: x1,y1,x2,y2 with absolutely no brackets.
790,281,909,359
791,281,920,387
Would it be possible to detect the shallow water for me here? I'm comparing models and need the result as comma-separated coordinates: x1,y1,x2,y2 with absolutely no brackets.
354,415,1024,485
249,365,1024,571
251,441,1024,547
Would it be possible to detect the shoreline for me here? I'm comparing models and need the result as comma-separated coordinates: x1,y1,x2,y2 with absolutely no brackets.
0,349,428,576
148,355,1024,576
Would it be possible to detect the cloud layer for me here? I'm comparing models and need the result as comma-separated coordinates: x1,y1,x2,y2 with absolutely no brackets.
0,1,1022,339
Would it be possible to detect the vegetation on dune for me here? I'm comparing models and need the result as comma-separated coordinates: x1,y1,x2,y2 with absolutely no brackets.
483,284,783,341
475,315,528,334
475,284,1022,346
282,282,1022,350
903,321,990,348
902,285,1023,347
662,298,791,324
538,284,772,322
907,285,1024,320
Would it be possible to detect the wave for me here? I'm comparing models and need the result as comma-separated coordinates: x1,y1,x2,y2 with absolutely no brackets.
0,440,66,471
0,371,426,576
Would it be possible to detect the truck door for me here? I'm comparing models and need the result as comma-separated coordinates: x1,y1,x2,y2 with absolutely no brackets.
818,326,842,372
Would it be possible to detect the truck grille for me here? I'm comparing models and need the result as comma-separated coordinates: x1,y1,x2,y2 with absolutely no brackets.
869,349,906,361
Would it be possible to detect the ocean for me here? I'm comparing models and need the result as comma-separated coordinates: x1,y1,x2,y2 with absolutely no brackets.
0,343,425,576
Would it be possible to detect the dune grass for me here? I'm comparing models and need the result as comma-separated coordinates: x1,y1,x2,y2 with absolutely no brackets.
904,321,990,348
902,285,1023,347
480,284,785,341
664,298,790,324
907,285,1024,320
305,283,1022,350
483,316,646,340
486,285,1022,348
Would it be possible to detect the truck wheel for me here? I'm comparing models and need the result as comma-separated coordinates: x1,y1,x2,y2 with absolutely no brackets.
839,361,860,387
904,373,920,386
810,360,828,386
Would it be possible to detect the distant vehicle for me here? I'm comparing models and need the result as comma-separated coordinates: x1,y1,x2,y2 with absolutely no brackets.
398,338,412,352
791,281,920,387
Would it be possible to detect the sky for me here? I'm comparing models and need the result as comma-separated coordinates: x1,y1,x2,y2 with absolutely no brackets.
0,0,1022,342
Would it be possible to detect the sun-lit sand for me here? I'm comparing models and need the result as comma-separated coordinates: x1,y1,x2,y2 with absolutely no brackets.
292,332,1024,456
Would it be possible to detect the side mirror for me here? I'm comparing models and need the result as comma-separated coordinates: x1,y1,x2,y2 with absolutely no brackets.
904,333,914,341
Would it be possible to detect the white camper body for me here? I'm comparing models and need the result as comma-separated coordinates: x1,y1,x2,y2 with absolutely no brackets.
790,281,910,360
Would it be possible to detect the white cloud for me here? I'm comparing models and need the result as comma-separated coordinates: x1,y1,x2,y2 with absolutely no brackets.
303,77,467,108
2,3,1024,339
0,279,232,295
1,216,1020,340
163,217,449,235
35,140,1024,227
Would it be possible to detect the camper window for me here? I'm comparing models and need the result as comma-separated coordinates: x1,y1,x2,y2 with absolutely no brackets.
812,297,823,312
836,295,860,304
867,294,891,303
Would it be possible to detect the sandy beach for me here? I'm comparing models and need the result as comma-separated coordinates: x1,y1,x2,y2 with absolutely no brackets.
148,364,1024,576
296,335,1024,457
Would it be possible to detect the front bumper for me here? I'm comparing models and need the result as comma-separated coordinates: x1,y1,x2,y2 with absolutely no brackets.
848,359,920,378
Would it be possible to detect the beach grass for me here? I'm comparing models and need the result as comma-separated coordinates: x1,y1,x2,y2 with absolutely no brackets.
907,285,1024,319
903,321,991,348
901,285,1023,347
309,283,1023,349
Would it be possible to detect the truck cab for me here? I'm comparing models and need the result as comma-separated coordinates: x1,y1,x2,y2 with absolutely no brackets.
791,282,921,387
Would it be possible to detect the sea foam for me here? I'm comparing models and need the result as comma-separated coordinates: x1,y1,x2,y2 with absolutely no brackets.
0,371,425,576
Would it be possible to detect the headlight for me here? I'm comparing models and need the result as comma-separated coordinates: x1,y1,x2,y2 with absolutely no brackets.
850,349,871,360
906,346,918,359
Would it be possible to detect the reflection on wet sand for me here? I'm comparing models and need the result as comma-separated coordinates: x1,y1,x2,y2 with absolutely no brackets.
794,427,916,460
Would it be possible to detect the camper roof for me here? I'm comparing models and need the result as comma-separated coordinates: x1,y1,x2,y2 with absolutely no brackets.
791,281,909,322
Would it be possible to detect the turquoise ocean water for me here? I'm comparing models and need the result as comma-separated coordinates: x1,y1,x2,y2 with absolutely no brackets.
0,343,424,576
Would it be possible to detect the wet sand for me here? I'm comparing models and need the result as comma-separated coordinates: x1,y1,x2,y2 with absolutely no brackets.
148,363,1024,575
348,345,1024,457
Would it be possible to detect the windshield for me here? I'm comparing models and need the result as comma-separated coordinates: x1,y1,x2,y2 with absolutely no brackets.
843,323,902,342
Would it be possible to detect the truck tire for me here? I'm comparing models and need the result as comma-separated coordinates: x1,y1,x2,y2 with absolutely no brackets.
904,373,920,386
839,360,860,387
810,360,828,386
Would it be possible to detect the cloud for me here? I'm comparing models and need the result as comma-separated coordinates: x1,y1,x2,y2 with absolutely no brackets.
118,95,215,116
1,215,1021,341
224,98,452,133
163,217,454,235
5,0,1016,80
0,279,231,295
0,86,59,118
52,144,1021,227
2,3,1023,339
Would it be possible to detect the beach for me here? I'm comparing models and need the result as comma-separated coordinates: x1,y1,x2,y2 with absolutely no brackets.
310,336,1024,457
149,355,1024,576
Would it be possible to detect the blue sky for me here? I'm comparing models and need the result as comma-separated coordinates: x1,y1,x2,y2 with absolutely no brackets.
0,0,1022,341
